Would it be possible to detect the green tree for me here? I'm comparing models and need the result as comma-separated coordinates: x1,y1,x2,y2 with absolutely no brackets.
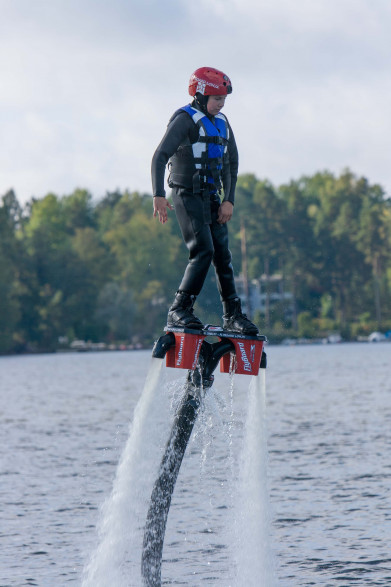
355,184,391,324
95,282,136,340
0,191,21,352
104,210,182,302
278,180,317,329
62,188,95,232
299,170,374,327
19,191,112,347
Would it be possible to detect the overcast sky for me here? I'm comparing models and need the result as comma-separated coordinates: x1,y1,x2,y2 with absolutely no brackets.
1,0,390,204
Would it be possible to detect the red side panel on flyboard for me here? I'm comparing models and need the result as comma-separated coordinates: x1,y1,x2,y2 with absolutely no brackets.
166,331,206,370
220,338,264,376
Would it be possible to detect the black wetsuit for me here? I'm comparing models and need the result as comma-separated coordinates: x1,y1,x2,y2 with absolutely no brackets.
151,101,239,301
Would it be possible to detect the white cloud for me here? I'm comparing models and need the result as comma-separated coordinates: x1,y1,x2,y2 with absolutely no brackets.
0,0,390,203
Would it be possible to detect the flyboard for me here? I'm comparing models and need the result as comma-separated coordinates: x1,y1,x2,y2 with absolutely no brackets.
141,324,267,586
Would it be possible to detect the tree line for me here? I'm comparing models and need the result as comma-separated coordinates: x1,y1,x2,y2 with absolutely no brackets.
0,168,390,353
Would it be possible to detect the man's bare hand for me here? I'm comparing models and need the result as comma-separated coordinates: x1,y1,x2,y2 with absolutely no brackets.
217,201,233,224
153,196,173,224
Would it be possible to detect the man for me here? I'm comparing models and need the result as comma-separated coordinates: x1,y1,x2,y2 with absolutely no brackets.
152,66,258,335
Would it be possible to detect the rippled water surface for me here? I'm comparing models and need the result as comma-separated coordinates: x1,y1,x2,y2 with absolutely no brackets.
1,343,391,586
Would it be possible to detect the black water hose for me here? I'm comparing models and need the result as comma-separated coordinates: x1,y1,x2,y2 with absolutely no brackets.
141,339,235,586
141,384,200,586
141,336,267,585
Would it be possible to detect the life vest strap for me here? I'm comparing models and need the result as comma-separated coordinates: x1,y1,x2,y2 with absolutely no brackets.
197,135,228,145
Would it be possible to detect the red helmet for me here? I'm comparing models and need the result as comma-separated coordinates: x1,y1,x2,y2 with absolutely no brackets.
188,67,232,97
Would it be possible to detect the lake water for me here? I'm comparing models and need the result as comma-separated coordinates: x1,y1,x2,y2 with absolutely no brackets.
1,342,390,586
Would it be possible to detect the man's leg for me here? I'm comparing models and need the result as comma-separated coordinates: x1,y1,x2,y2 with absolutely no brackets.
210,206,259,335
167,188,214,328
172,188,215,295
210,212,237,301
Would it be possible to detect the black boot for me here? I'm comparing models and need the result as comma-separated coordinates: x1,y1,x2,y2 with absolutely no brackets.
222,298,259,335
167,291,204,330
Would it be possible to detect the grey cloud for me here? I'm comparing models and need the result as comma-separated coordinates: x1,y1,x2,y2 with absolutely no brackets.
1,0,390,201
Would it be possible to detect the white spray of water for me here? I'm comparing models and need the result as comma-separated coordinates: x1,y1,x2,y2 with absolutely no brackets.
235,370,277,586
82,358,171,587
82,360,276,586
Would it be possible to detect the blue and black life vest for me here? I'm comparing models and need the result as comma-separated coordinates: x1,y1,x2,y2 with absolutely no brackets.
168,104,229,193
